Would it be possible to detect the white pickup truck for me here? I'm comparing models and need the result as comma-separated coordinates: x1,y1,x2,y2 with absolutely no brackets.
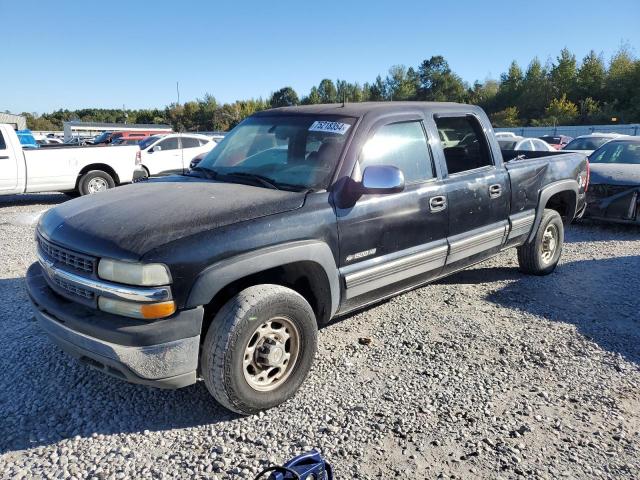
0,124,138,196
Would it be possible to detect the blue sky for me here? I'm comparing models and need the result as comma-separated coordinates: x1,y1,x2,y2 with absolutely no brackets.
1,0,638,113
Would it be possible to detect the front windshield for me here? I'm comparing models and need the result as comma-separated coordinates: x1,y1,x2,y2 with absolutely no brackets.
196,115,356,190
564,137,610,151
139,135,163,150
93,132,112,143
590,142,640,164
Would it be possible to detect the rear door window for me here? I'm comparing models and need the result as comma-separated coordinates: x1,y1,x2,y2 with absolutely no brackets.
360,121,434,183
181,137,200,148
158,138,179,150
434,116,493,174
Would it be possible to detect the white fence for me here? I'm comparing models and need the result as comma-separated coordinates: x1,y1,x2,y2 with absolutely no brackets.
495,124,640,138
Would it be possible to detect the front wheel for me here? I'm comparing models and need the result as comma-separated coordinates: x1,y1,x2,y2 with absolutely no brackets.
517,208,564,275
201,284,318,415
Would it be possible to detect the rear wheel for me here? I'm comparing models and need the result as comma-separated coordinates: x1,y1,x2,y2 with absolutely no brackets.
201,284,317,415
78,170,115,195
517,209,564,275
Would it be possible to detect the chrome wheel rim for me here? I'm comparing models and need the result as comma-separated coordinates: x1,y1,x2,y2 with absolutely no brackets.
540,224,559,264
87,177,108,193
242,316,300,392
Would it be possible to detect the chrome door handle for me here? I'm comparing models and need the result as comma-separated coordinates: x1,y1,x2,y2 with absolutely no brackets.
489,184,502,198
429,195,447,212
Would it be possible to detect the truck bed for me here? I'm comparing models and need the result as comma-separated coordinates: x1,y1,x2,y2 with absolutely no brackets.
503,150,588,216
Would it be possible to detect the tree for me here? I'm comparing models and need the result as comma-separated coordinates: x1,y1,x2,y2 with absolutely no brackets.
368,75,387,101
269,87,299,108
467,79,499,110
519,57,551,122
495,61,523,111
578,97,603,124
417,55,467,102
385,65,417,101
605,46,637,118
550,48,577,100
317,79,337,103
575,50,606,103
302,86,322,105
542,94,578,125
490,107,521,127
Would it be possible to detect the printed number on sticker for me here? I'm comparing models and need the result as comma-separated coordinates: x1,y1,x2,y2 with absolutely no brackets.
309,121,351,135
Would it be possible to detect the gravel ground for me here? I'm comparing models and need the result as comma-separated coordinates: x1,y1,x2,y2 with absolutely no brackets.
0,193,639,479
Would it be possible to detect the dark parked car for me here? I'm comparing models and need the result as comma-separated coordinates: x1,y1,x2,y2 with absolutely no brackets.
189,150,209,170
27,102,588,415
539,135,573,150
111,138,145,146
584,138,640,224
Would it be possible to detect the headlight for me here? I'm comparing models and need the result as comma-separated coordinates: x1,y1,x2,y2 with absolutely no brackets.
98,297,176,320
98,259,171,286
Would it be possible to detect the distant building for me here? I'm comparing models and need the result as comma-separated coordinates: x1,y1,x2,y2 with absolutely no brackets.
0,112,27,130
63,121,172,141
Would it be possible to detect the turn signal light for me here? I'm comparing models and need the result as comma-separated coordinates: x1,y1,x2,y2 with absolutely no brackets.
98,297,176,320
140,301,176,319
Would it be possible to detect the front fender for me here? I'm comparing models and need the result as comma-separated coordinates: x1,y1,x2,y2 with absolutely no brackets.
185,240,340,317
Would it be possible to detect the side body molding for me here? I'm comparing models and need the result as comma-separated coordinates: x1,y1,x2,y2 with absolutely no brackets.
527,179,579,243
186,240,340,316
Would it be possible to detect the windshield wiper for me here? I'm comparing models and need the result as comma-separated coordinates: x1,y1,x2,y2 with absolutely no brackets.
187,166,218,180
218,172,281,190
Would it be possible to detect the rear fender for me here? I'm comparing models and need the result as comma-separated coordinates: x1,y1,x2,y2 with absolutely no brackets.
527,180,578,243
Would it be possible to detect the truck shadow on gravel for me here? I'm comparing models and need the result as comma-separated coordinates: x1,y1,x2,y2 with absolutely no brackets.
0,193,70,208
475,255,640,366
0,278,240,455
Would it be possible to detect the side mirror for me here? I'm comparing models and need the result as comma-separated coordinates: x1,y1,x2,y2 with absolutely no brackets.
361,165,405,194
152,145,162,152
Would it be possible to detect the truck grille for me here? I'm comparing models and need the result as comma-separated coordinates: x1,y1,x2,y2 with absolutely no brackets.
37,235,96,274
53,276,95,300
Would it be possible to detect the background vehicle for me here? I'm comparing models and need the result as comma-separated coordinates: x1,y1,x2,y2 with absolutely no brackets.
134,133,216,178
498,136,556,152
0,124,138,196
93,130,170,145
188,147,219,170
563,133,626,156
16,129,39,148
27,103,588,415
36,137,64,145
111,138,145,146
539,135,573,150
584,138,640,224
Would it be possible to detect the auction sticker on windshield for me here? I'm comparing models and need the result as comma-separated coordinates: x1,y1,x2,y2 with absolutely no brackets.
309,121,351,135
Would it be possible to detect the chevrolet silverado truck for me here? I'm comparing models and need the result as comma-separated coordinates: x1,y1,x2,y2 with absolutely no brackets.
0,124,138,196
26,102,588,414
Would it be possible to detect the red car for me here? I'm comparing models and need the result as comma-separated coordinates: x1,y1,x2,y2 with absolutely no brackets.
539,135,573,150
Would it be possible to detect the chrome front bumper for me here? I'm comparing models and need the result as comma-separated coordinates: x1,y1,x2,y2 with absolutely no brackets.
27,262,203,389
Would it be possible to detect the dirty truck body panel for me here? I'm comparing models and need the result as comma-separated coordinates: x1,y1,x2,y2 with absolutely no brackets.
26,102,588,390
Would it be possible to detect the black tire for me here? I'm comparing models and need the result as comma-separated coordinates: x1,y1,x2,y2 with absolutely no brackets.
201,284,318,415
78,170,115,196
517,208,564,275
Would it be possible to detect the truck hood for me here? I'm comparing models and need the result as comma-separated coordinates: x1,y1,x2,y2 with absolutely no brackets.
589,163,640,186
38,177,307,259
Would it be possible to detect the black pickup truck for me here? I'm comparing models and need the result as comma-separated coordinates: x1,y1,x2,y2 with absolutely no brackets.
26,102,588,414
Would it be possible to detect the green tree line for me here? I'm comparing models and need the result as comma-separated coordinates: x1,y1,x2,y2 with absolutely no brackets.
21,46,640,131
